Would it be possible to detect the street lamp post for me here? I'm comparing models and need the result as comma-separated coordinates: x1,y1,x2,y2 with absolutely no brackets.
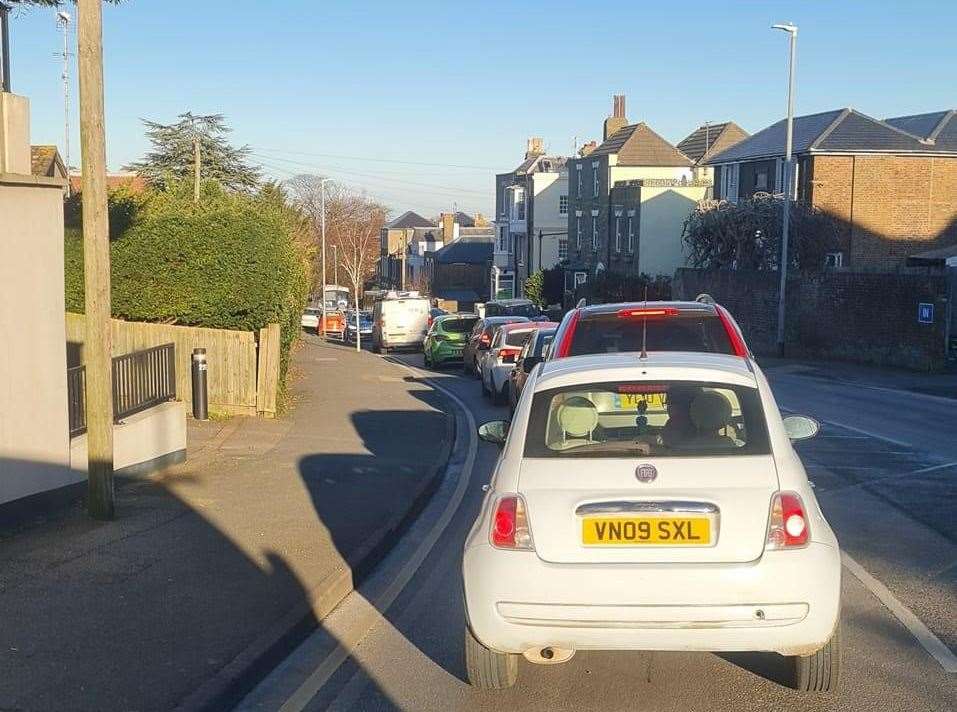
772,22,797,357
319,177,330,338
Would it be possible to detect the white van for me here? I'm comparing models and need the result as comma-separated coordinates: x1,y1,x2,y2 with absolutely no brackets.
372,294,430,353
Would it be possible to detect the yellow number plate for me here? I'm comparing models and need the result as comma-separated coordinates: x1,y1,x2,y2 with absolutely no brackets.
614,393,666,410
582,517,711,545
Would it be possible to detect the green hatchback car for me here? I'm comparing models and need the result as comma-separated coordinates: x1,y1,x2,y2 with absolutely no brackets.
424,313,479,368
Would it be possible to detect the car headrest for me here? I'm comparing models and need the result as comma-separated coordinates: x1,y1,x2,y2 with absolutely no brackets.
556,396,599,437
689,390,732,432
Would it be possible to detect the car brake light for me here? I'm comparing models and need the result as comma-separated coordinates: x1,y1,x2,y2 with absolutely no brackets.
491,495,533,550
617,307,679,319
553,309,581,358
479,332,491,346
499,347,520,363
618,384,669,394
714,304,749,357
766,492,809,549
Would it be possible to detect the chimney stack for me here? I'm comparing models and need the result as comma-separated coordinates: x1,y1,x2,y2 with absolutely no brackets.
603,94,628,141
441,212,456,241
525,137,544,159
578,140,598,158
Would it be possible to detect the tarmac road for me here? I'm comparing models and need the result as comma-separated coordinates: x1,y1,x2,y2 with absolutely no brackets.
238,352,957,712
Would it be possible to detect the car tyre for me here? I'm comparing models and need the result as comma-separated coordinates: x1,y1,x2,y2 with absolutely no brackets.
481,373,490,398
790,623,842,692
424,352,433,369
465,627,518,690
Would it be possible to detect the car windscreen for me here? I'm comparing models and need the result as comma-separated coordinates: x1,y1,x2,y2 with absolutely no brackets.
504,303,539,318
442,317,477,333
524,380,769,458
569,313,734,356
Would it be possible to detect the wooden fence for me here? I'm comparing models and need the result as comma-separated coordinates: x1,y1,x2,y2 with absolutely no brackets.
65,313,280,417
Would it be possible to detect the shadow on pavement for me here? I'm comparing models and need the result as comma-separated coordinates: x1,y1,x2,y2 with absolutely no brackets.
0,458,318,712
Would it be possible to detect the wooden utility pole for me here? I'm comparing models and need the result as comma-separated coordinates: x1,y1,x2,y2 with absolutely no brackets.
78,0,114,520
193,136,201,203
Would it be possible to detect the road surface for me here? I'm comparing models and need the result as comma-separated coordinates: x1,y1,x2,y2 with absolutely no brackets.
238,353,957,712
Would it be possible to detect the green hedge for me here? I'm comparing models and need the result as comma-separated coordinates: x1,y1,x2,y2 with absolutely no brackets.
65,183,311,399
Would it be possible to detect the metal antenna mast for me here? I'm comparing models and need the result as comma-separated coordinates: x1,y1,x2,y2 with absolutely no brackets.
56,11,73,196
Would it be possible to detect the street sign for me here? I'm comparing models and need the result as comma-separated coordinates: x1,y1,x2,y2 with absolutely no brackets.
918,302,934,324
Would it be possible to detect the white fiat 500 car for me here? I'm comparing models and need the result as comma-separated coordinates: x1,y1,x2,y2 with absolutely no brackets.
463,352,841,691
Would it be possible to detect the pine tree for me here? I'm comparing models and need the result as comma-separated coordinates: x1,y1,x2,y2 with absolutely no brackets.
124,112,260,192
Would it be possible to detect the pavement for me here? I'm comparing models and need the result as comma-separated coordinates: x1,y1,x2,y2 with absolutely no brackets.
0,334,453,712
239,351,957,712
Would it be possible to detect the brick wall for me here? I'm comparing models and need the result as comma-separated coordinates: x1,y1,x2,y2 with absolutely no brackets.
674,268,949,371
810,155,957,271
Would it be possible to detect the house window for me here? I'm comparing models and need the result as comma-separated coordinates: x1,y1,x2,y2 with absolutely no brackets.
576,165,583,197
559,195,568,215
592,162,599,197
824,252,843,269
591,216,599,250
558,238,568,261
513,188,525,220
627,214,635,253
614,215,622,253
755,169,768,191
576,215,582,249
497,226,508,253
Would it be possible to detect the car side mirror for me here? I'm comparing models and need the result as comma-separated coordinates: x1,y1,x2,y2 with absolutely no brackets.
522,356,542,373
783,415,820,441
478,420,508,446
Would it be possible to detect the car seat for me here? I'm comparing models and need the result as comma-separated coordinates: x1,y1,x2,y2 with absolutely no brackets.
685,390,736,450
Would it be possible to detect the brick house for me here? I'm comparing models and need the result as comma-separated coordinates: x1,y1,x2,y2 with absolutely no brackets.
707,108,957,271
378,210,436,288
566,96,731,280
424,235,494,312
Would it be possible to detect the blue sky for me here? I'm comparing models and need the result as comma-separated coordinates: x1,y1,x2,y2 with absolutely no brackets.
9,0,957,217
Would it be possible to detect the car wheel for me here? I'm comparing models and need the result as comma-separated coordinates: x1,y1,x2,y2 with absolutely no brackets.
424,352,433,368
790,623,842,692
473,358,483,380
481,373,490,398
465,626,518,690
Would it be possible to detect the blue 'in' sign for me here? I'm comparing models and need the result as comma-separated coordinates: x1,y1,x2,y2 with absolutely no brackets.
918,302,934,324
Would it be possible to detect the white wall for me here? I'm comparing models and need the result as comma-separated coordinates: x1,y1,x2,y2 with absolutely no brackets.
611,165,693,183
531,171,568,271
0,93,73,505
637,185,709,277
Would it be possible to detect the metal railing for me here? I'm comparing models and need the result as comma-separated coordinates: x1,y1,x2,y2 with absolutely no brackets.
112,343,176,421
67,365,87,437
67,343,176,437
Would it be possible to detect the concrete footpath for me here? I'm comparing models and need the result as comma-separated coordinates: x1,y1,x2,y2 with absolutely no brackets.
0,336,453,712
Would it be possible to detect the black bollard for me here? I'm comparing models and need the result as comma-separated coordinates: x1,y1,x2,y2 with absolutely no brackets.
191,348,209,420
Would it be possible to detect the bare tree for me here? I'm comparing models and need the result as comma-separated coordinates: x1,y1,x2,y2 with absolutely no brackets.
285,175,386,299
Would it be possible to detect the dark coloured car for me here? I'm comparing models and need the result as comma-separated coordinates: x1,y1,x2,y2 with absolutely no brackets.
483,298,543,319
548,301,750,359
462,316,530,377
508,326,557,414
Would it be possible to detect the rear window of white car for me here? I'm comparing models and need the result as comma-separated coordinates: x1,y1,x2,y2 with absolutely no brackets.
524,381,770,458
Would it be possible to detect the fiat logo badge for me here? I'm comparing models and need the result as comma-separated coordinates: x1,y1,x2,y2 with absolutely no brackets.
635,464,657,483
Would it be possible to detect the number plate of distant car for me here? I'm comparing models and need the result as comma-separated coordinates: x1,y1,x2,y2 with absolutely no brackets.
614,393,666,410
582,517,710,545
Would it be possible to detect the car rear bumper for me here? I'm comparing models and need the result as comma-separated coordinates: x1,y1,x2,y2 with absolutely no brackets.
490,364,513,391
433,342,466,362
462,542,841,657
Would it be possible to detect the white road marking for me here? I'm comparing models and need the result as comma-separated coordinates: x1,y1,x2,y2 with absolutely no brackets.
277,356,478,711
902,461,957,477
781,405,914,450
842,553,957,673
